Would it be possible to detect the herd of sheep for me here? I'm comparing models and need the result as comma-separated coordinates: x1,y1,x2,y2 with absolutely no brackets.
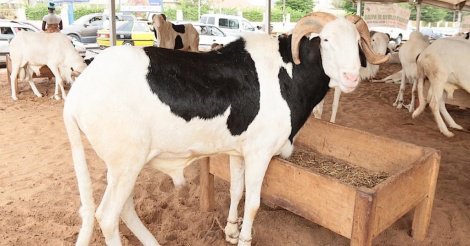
4,11,470,246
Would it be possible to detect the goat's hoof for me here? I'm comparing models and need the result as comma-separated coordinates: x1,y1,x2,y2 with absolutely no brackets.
36,94,43,98
442,131,455,137
12,96,18,101
225,222,239,245
450,124,464,130
53,95,61,100
225,234,238,245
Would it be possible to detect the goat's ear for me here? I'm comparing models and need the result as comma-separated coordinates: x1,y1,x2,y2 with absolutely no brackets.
358,44,367,67
385,48,391,55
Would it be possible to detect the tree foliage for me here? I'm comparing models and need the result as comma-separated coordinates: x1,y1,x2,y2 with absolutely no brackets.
275,0,313,14
408,4,451,23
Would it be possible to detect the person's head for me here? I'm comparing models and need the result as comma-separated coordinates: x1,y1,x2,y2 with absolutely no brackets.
48,2,56,13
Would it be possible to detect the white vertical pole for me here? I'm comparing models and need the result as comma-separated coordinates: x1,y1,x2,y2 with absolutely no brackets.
356,0,362,16
109,0,116,46
457,10,462,33
264,0,271,34
198,0,201,21
416,2,421,32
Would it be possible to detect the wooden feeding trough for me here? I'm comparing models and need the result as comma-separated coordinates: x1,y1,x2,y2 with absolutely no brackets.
6,54,54,94
200,118,440,246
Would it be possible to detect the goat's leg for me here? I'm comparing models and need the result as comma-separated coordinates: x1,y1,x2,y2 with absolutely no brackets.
10,65,20,100
429,83,454,137
95,160,147,246
25,68,42,98
393,72,407,108
412,77,426,118
312,99,324,119
405,78,418,112
48,66,67,100
237,154,271,246
330,87,341,123
439,94,463,130
225,155,245,244
121,195,160,246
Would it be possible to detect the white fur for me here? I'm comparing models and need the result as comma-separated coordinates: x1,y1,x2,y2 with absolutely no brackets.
64,17,367,246
412,38,470,137
393,31,429,112
9,31,86,100
314,31,389,123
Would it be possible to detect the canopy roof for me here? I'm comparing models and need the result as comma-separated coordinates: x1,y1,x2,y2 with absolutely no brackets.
357,0,470,11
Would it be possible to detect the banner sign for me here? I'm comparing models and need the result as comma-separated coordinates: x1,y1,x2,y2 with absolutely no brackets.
363,3,411,29
120,0,162,12
461,15,470,33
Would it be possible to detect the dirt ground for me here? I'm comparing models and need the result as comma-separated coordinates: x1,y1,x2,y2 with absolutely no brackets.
0,63,469,246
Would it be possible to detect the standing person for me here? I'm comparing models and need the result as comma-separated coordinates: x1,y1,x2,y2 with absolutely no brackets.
42,2,63,33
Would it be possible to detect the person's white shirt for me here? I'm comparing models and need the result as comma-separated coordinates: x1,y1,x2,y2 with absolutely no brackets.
43,13,61,25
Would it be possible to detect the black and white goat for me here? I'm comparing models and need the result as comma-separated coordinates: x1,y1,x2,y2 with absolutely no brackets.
63,12,388,246
152,14,199,51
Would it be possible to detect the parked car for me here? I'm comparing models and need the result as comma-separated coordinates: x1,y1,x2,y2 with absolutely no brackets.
199,14,261,36
420,28,443,40
0,19,85,65
97,20,155,48
192,23,238,51
62,13,135,43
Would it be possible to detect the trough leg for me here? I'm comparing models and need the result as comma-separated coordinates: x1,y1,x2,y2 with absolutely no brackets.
351,190,376,246
412,154,440,241
200,157,215,212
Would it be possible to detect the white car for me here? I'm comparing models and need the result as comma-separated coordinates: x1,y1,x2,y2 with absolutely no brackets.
369,26,413,44
193,23,238,51
0,19,86,66
199,14,261,37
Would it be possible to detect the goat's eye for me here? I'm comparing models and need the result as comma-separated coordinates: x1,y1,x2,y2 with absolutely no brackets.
323,38,328,42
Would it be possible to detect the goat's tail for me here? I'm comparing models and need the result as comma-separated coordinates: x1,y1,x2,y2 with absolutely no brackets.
63,105,95,246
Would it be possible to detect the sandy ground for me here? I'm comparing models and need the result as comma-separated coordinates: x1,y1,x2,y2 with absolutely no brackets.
0,64,469,246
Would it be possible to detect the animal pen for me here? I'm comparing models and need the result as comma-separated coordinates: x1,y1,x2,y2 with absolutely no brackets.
200,117,440,246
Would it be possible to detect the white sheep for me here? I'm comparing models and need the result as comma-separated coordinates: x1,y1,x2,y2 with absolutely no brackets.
412,38,470,137
313,31,390,123
393,31,429,112
63,12,388,246
9,31,87,100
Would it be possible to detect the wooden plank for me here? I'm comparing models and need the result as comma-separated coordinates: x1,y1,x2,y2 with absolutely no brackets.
199,157,215,212
371,150,438,237
412,152,440,240
296,118,424,173
210,155,357,238
351,190,376,246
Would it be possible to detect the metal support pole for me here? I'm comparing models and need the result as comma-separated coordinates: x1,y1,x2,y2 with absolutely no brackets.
108,0,116,46
264,0,271,34
356,0,362,16
416,3,421,32
457,10,462,33
198,0,201,21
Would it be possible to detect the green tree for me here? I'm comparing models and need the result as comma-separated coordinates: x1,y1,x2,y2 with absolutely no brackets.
408,5,449,23
275,0,313,14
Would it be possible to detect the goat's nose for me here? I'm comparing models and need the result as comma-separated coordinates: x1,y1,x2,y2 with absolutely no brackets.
343,72,359,83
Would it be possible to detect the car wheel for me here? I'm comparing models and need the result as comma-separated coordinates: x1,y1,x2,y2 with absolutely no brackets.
67,34,81,43
123,41,134,46
395,34,402,45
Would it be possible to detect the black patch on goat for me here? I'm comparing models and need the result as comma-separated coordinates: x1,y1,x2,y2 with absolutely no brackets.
172,24,186,33
84,57,94,65
144,39,260,136
277,35,330,142
174,36,183,49
153,28,157,40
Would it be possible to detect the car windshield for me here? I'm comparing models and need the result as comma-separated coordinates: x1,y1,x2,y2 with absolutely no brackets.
74,15,94,25
117,21,134,32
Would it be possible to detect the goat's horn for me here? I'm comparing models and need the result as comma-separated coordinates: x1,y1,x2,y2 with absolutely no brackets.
291,12,336,65
345,15,390,65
